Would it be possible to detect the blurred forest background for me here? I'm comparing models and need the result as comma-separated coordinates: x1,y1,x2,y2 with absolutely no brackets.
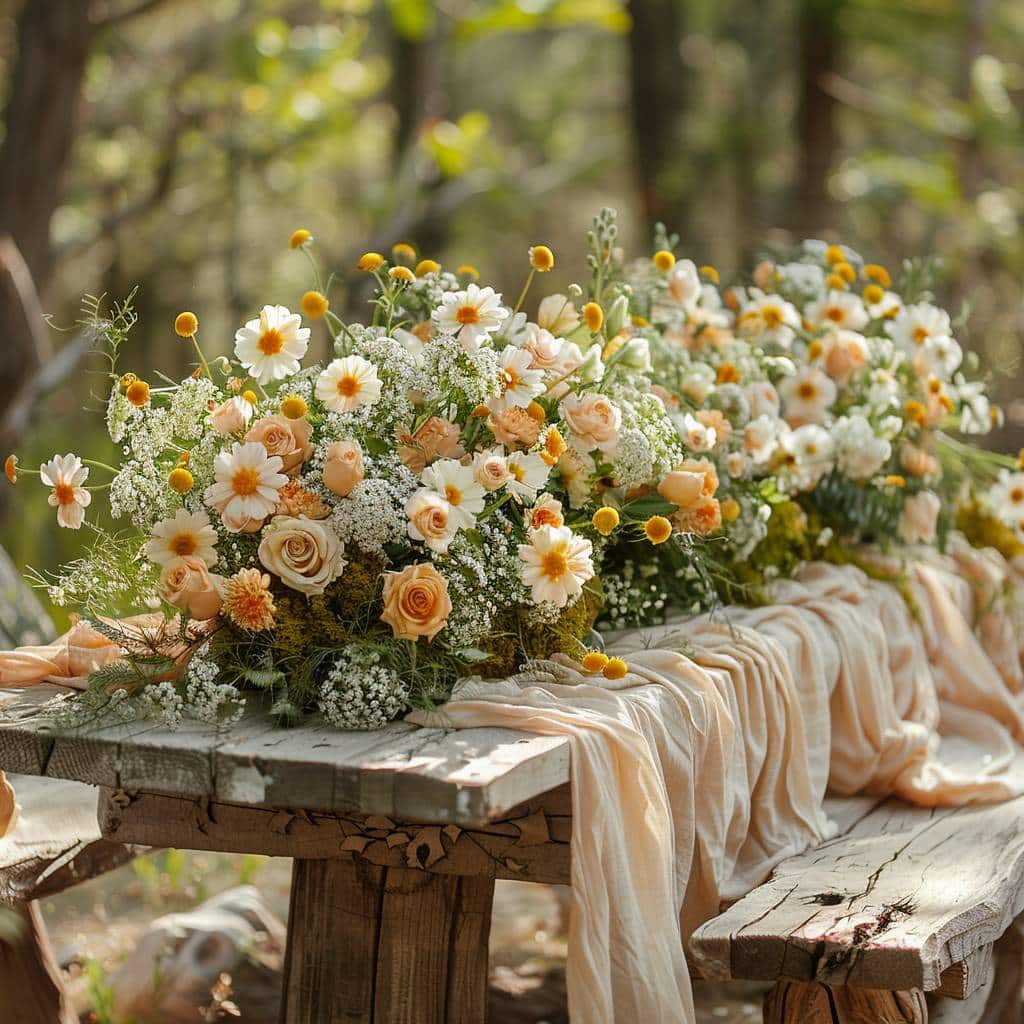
0,0,1023,602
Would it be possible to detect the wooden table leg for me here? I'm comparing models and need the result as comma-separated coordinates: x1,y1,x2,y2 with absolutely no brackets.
763,980,928,1023
0,902,77,1024
281,857,495,1024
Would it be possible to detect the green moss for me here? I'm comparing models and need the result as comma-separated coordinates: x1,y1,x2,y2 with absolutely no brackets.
957,500,1024,561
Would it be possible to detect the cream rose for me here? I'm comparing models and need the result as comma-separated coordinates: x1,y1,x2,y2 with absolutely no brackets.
208,397,250,435
323,441,365,497
747,381,781,419
397,417,464,474
658,458,719,508
559,393,621,455
473,451,510,492
899,490,941,545
405,489,457,554
380,563,452,641
520,326,564,371
245,415,313,476
488,406,542,449
258,516,346,596
159,556,225,620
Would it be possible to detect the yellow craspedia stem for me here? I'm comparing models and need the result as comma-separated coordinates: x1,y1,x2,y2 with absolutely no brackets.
289,229,312,250
825,244,845,265
699,265,720,283
280,395,308,420
168,467,194,494
862,284,885,305
300,290,329,319
391,242,416,263
602,657,628,680
529,245,555,272
456,263,479,279
125,380,150,407
4,455,17,484
242,390,258,405
356,252,384,272
592,506,620,536
174,311,198,337
415,259,441,276
864,264,891,287
644,515,672,544
389,266,415,283
721,498,740,522
581,651,609,673
582,302,603,333
653,250,675,271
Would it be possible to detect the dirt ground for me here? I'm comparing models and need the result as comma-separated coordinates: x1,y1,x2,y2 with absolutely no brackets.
42,849,766,1023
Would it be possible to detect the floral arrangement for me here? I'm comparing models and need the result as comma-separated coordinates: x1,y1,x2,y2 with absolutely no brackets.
7,210,1013,729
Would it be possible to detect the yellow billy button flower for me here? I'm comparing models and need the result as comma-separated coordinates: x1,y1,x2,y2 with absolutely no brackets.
526,400,547,423
581,651,609,673
862,284,885,305
603,657,628,680
415,259,441,276
125,379,150,407
644,515,672,545
592,506,620,536
721,498,740,522
825,273,848,291
470,404,490,418
289,229,312,250
529,245,555,272
834,261,857,284
653,250,676,271
699,265,720,283
301,290,329,319
884,475,906,488
389,266,415,283
391,242,416,263
174,311,198,338
456,264,479,279
119,372,138,389
168,467,194,494
864,264,891,287
825,244,845,265
242,390,259,405
356,252,384,272
582,302,603,333
4,455,17,484
279,395,308,420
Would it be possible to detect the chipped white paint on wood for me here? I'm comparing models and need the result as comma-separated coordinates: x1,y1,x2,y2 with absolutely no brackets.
0,686,570,826
691,794,1024,995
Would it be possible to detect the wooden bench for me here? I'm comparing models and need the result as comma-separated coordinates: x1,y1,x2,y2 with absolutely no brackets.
2,682,1024,1023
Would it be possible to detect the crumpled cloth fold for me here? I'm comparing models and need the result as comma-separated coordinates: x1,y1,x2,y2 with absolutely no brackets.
410,540,1024,1023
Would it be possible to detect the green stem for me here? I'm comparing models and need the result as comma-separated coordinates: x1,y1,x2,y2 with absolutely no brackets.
512,268,536,317
190,334,213,378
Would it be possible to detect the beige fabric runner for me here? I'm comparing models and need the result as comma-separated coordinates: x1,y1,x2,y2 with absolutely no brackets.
411,539,1024,1023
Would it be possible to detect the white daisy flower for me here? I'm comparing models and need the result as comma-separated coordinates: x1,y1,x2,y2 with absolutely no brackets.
953,374,993,435
145,508,219,567
506,451,551,504
315,356,383,413
40,453,91,530
779,367,837,425
743,414,782,465
831,414,891,480
914,335,963,381
432,284,509,352
489,346,546,413
886,302,952,355
781,424,834,489
988,471,1024,527
804,291,869,332
518,524,595,608
234,305,310,384
204,441,288,533
738,292,801,347
866,290,902,320
421,458,486,531
676,412,716,452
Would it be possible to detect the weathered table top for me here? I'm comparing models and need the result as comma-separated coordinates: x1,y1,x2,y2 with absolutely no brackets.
0,685,570,827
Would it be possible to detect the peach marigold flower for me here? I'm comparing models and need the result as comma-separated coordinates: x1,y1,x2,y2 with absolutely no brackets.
222,569,276,632
518,524,595,608
40,453,91,530
274,480,330,519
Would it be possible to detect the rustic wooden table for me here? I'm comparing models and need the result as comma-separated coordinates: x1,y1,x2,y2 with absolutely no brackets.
0,685,573,1023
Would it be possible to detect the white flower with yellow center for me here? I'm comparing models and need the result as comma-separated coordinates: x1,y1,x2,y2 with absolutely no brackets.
556,447,596,509
234,305,310,384
421,458,486,531
506,451,551,504
40,453,91,530
867,290,902,320
989,471,1024,527
432,284,509,352
146,508,218,567
805,291,868,332
204,441,288,533
488,346,545,413
315,356,383,414
518,524,595,608
779,367,837,426
914,335,963,381
886,303,952,355
781,424,834,490
738,292,801,347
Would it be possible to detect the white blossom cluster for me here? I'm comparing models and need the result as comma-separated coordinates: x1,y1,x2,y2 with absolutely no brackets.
185,645,245,726
319,652,410,730
137,680,185,729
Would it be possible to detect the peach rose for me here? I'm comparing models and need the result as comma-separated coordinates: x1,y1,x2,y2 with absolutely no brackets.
398,417,464,474
821,330,868,387
489,406,542,449
520,326,564,371
258,516,346,596
245,415,313,476
658,458,719,508
208,397,250,435
159,556,225,620
405,489,456,553
900,441,940,479
899,490,940,545
559,393,621,454
380,563,452,641
473,451,510,492
323,441,365,497
672,496,722,536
